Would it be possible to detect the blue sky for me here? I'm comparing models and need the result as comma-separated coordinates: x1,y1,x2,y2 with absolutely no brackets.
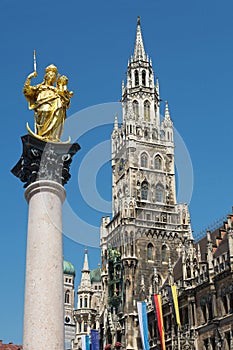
1,0,233,344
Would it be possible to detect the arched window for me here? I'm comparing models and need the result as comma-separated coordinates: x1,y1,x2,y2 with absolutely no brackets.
144,100,150,121
208,298,213,320
65,290,70,304
147,243,153,260
133,100,139,119
186,266,191,278
141,181,149,200
135,70,139,86
155,184,164,202
142,70,146,86
84,296,88,308
154,155,162,170
141,153,148,167
152,129,158,140
80,297,83,308
161,245,167,262
201,299,207,323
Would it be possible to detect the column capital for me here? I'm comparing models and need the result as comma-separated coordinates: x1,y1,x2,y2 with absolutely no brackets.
11,134,80,188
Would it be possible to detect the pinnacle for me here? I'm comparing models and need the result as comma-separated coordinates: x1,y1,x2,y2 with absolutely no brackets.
82,249,90,272
164,101,171,121
133,17,147,61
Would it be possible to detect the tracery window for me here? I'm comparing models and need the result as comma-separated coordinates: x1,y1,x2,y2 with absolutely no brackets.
141,153,148,167
144,100,150,121
141,181,149,200
133,100,139,119
155,184,164,202
154,155,162,170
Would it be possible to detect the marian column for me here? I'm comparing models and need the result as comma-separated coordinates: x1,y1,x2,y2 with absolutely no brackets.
11,63,80,350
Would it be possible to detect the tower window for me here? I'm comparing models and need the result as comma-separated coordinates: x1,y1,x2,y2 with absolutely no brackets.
133,100,139,119
154,155,162,170
142,70,146,86
135,70,139,86
144,100,150,122
161,245,167,262
84,296,88,308
147,243,153,260
186,266,191,278
141,181,149,200
80,297,83,308
65,290,70,304
141,153,148,167
155,184,164,202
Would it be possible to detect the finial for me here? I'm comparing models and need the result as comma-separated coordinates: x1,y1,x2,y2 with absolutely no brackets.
164,101,171,120
85,248,88,254
137,16,141,25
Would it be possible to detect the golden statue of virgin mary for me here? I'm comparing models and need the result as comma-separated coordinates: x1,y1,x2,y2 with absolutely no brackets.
23,63,73,143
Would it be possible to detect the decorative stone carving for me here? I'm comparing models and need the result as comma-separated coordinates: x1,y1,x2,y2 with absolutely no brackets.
11,134,80,187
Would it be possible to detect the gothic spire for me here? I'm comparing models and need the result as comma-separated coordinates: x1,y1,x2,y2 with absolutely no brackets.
133,16,147,61
82,249,89,272
80,249,91,288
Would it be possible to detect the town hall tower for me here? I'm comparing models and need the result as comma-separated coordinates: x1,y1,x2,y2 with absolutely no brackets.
99,17,193,350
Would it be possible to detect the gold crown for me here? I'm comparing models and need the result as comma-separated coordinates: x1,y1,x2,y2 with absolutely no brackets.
45,64,58,74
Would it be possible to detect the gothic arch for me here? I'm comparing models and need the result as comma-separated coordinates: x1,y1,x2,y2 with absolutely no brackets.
147,243,154,260
154,154,163,170
141,180,149,200
140,152,149,168
155,183,164,203
133,100,139,119
161,244,168,262
144,100,150,122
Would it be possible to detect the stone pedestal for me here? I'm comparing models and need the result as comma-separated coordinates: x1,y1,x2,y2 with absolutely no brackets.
11,135,80,350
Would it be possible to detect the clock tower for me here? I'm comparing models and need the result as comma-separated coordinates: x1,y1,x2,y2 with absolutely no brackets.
100,17,192,350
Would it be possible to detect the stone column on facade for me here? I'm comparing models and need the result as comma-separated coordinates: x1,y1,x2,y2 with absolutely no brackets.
11,135,80,350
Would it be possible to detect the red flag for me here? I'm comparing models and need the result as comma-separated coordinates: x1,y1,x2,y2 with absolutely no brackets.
151,294,166,350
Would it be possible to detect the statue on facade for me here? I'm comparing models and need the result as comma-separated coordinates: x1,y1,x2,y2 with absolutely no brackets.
23,53,73,143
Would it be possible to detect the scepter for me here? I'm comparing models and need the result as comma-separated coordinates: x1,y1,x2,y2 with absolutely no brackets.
33,50,37,74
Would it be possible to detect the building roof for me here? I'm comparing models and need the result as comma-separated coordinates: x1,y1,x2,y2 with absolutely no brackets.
63,260,76,276
90,267,101,283
0,341,22,350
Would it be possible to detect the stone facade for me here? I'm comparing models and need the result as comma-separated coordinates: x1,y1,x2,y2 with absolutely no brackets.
64,261,76,350
68,17,233,350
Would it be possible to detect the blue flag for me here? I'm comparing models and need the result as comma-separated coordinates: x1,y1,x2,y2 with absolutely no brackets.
91,330,100,350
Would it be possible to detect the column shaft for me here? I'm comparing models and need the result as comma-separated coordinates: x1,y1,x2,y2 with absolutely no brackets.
23,180,66,350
